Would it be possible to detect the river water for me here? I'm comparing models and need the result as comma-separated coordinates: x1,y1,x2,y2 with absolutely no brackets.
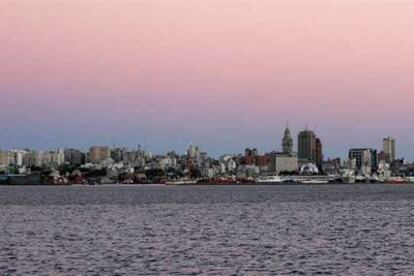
1,184,414,275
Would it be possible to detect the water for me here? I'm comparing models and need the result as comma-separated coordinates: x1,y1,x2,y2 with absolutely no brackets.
1,184,414,275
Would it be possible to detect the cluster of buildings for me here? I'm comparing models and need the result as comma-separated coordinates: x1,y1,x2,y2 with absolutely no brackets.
0,126,413,184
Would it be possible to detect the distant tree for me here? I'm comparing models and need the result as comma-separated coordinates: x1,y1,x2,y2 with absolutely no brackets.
189,167,202,179
145,168,165,180
29,166,43,173
166,167,184,178
88,168,107,178
57,164,80,175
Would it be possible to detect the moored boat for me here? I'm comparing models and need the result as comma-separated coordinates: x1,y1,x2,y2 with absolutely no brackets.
255,176,283,184
387,177,408,184
299,179,329,184
165,180,197,185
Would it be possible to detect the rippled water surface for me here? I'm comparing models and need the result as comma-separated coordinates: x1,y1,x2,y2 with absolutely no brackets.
2,184,414,275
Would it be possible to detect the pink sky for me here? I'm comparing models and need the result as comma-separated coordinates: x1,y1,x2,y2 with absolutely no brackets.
0,0,413,157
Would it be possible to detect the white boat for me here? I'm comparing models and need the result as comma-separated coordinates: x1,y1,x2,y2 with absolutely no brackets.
406,177,414,183
299,179,329,184
165,180,197,185
255,176,283,184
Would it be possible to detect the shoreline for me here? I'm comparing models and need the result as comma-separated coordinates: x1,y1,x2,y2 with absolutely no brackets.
0,182,411,187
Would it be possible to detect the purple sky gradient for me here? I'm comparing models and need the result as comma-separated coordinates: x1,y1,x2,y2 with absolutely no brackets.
0,0,413,158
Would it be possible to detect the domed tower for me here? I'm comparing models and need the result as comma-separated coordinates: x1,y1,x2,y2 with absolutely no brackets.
282,124,293,154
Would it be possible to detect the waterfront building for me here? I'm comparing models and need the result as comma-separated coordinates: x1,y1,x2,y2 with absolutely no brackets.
227,159,236,172
390,158,410,176
342,158,357,171
298,129,316,163
0,151,10,168
10,150,26,167
242,149,271,173
22,150,37,167
35,151,44,167
315,138,323,170
64,149,85,165
349,148,378,175
378,161,391,180
110,148,125,163
159,156,177,170
322,158,341,175
272,152,298,174
89,146,111,164
55,149,65,166
122,150,139,165
34,150,65,168
378,151,390,164
383,137,396,163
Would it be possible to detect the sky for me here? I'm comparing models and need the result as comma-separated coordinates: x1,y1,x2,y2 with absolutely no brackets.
0,0,413,158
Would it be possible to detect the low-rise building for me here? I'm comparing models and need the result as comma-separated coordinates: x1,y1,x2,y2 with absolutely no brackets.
270,152,298,175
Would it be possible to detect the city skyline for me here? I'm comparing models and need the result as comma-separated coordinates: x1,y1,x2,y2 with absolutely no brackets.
1,129,408,185
0,127,399,163
1,0,414,159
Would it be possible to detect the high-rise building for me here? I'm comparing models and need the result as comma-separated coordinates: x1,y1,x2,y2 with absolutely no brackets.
315,138,323,169
383,137,396,163
298,129,316,163
187,145,201,159
282,125,293,154
89,146,111,164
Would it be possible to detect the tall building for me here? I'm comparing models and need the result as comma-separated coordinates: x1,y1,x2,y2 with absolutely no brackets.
383,137,396,163
298,129,316,163
187,145,201,160
89,146,111,164
282,125,293,154
315,138,323,169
